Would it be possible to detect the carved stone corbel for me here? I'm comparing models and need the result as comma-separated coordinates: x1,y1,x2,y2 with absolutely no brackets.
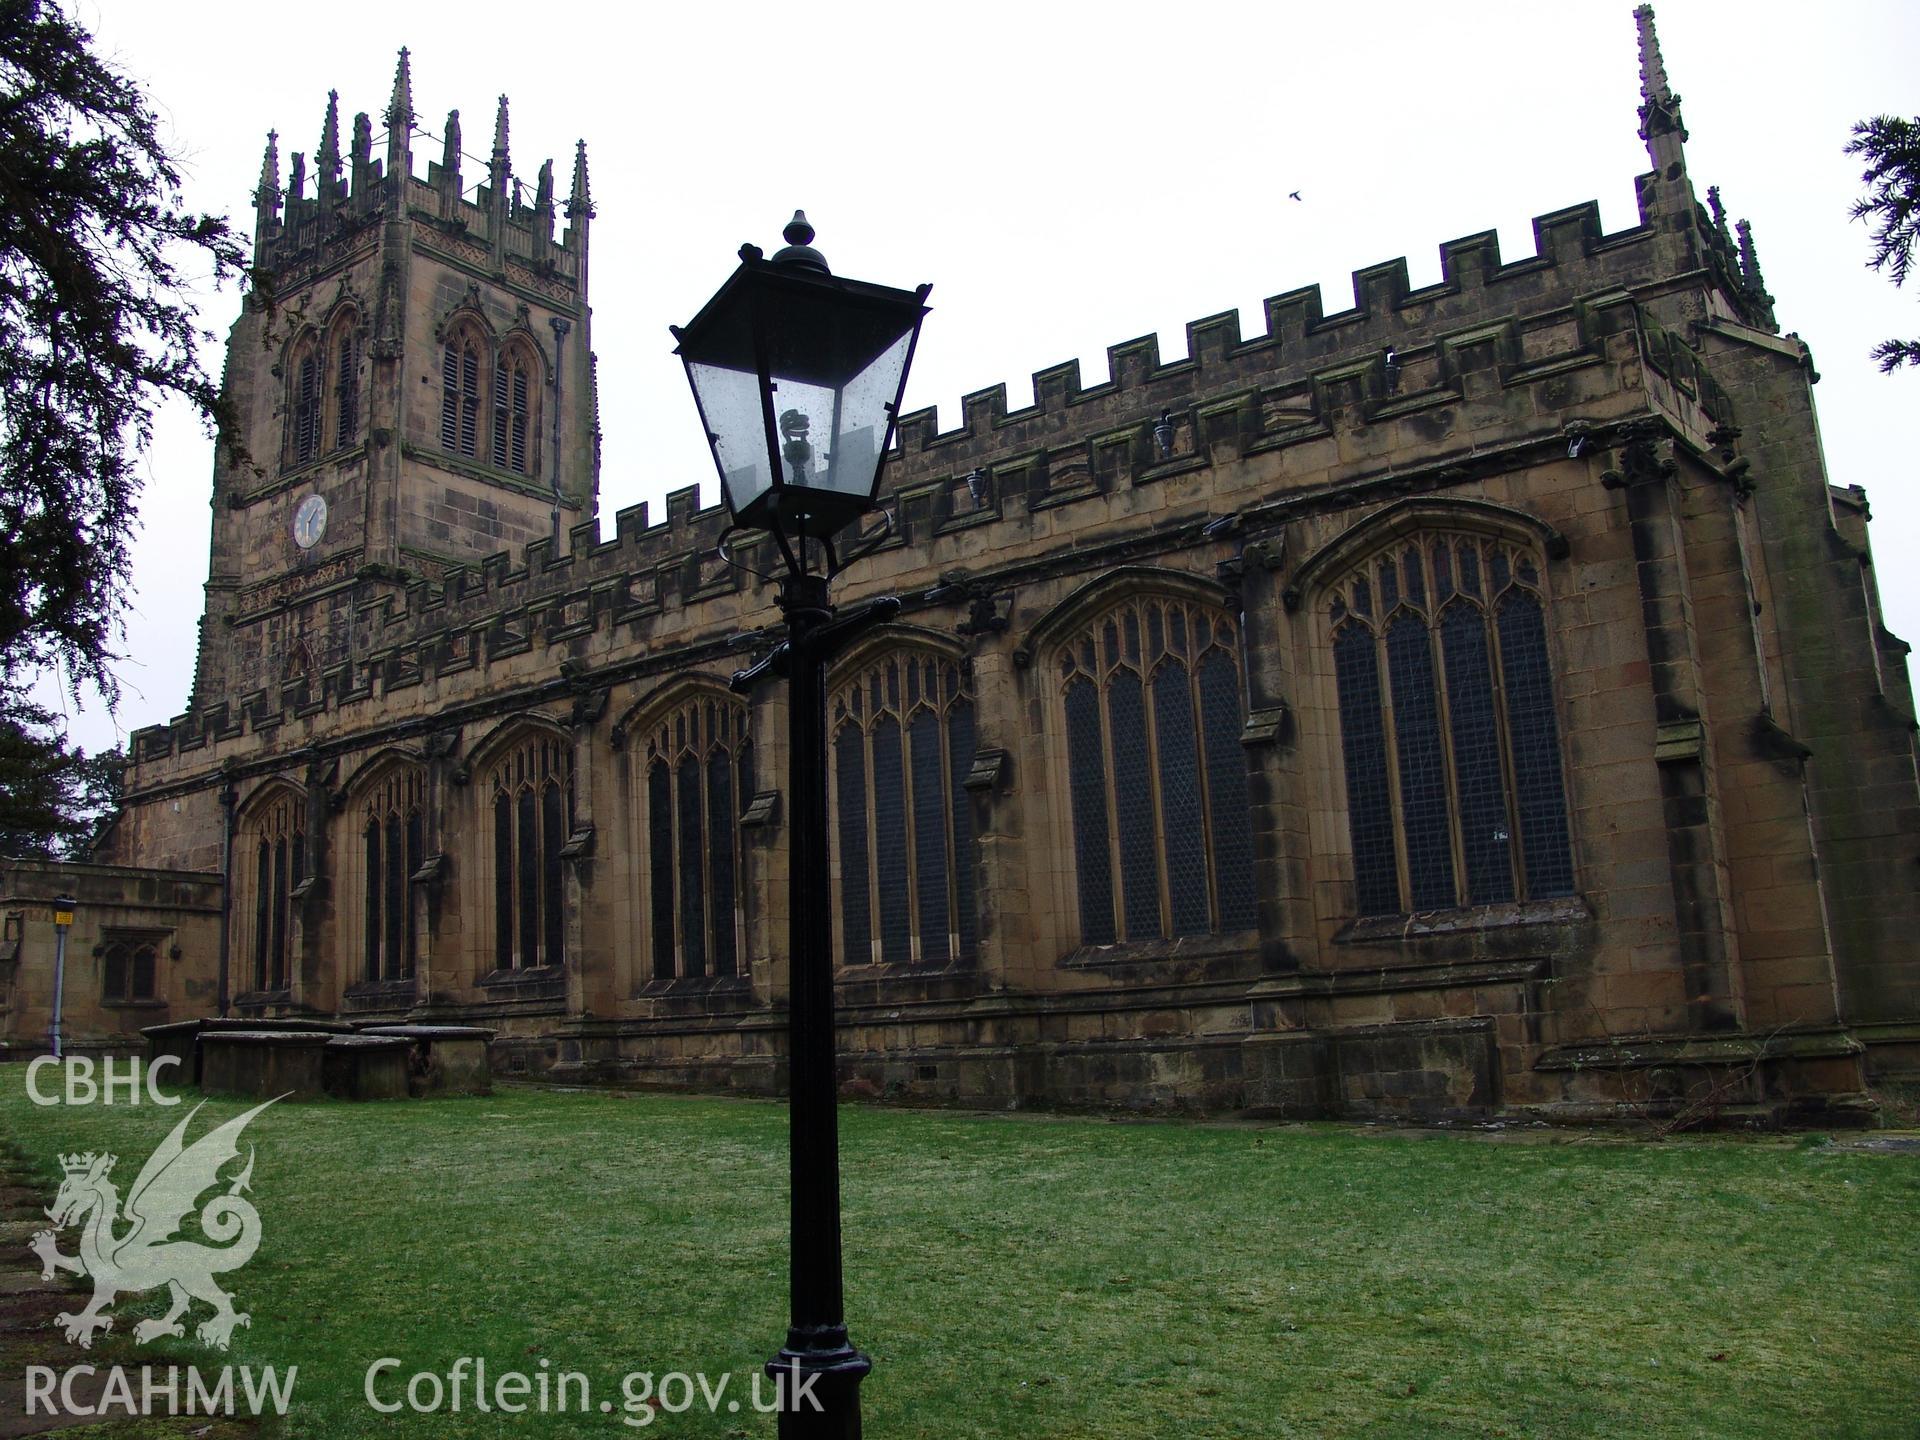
570,686,610,727
928,571,1013,640
301,750,338,791
1602,434,1678,490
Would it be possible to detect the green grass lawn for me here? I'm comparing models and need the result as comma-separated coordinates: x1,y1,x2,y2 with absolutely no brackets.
1,1079,1915,1439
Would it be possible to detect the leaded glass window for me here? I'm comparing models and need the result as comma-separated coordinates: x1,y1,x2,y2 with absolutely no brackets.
242,790,304,992
488,733,571,969
638,696,749,979
830,654,978,965
1325,531,1575,917
1055,595,1257,945
359,767,424,982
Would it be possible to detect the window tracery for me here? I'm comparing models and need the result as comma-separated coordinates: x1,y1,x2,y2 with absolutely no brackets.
359,766,425,982
241,790,305,992
830,652,977,965
1054,595,1256,946
637,697,749,980
1325,530,1575,916
489,733,570,970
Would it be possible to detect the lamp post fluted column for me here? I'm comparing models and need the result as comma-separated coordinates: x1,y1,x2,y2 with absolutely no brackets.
771,572,867,1437
734,573,900,1436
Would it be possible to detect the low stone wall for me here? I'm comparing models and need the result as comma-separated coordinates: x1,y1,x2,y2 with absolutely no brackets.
530,978,1878,1127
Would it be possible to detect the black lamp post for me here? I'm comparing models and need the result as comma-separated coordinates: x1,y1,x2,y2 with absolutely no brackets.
673,212,930,1440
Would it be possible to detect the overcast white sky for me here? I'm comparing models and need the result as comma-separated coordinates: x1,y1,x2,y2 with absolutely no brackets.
42,0,1920,755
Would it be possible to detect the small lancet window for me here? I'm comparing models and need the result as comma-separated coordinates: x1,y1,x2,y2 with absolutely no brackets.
102,939,158,1002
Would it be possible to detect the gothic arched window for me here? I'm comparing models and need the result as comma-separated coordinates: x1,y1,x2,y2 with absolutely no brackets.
489,733,570,970
102,937,158,1002
330,318,360,451
359,767,425,982
242,790,305,992
1056,595,1257,946
1325,530,1576,917
492,343,535,474
288,337,321,466
830,652,977,966
638,695,750,980
440,326,484,459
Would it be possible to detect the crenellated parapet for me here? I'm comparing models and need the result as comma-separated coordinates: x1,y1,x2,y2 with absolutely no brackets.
135,4,1769,785
898,196,1671,466
130,478,754,773
125,192,1740,781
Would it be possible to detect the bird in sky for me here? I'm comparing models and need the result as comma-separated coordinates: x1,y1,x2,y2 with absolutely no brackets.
1289,190,1303,201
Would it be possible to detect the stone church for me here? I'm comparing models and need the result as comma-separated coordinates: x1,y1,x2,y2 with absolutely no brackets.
5,7,1916,1122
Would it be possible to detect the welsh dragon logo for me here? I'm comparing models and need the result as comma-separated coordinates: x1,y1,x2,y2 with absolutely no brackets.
29,1097,279,1351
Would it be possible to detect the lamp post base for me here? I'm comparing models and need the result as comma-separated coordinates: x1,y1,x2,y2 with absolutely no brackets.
767,1336,872,1440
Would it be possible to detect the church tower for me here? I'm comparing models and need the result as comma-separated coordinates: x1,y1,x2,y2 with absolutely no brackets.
192,52,597,708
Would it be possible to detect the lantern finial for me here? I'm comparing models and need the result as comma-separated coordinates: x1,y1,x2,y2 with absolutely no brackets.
772,210,829,273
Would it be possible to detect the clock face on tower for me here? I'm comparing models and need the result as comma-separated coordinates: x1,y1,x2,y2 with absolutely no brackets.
293,492,328,550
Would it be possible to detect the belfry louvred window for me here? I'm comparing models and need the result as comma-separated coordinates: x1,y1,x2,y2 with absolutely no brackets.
333,324,359,450
1057,596,1257,946
1327,531,1575,917
360,768,425,982
830,653,978,966
489,734,570,970
493,347,533,474
245,791,305,992
641,697,750,981
441,331,483,459
290,343,320,464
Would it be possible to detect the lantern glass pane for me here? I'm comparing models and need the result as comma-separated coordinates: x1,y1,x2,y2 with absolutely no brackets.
831,328,912,496
688,360,774,514
768,328,913,502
